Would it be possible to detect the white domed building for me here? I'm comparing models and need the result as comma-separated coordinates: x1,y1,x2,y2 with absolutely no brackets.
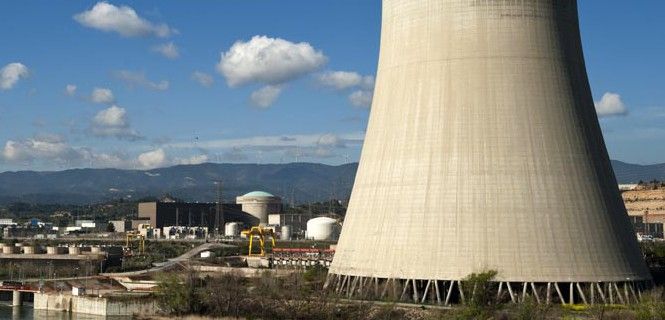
235,191,282,225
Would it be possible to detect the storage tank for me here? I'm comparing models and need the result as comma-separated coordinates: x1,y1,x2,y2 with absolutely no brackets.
224,222,241,237
306,217,339,241
2,246,16,254
22,246,35,254
90,246,102,254
68,246,80,255
46,246,65,255
280,225,292,240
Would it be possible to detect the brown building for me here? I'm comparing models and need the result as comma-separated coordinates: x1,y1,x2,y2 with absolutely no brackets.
138,201,258,231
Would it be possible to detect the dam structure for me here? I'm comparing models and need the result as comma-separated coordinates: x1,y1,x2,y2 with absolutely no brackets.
327,0,651,305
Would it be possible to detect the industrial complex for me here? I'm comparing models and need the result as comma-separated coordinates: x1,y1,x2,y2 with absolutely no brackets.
0,0,662,318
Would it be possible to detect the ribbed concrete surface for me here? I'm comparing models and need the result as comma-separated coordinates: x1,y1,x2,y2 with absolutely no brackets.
330,0,651,283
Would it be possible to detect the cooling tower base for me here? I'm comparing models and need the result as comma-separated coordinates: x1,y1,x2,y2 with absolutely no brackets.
325,273,652,305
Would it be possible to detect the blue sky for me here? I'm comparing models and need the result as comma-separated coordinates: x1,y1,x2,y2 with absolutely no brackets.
0,1,663,171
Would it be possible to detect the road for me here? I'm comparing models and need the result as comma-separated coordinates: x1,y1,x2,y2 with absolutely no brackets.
101,242,236,277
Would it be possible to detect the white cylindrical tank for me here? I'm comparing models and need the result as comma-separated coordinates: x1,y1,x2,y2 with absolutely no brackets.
69,246,80,255
22,246,35,254
2,246,16,254
306,217,339,241
281,225,292,240
225,222,241,237
90,247,102,254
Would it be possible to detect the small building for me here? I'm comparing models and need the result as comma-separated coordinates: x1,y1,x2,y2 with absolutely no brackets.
109,220,131,233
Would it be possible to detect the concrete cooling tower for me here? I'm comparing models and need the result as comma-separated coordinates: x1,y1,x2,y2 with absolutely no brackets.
327,0,651,305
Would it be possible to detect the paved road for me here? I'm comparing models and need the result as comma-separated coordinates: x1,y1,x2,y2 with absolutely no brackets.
101,242,236,277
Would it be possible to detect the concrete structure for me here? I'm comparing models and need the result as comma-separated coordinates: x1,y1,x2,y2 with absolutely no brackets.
328,0,651,305
109,220,131,233
34,292,161,316
22,246,35,254
2,245,16,254
138,201,257,231
306,217,339,241
280,225,292,240
224,222,242,237
269,213,312,236
236,191,282,224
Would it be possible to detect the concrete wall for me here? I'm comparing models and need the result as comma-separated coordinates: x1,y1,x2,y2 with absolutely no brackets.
34,292,160,316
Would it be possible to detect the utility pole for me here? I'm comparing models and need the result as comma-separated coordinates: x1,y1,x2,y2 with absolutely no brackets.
214,180,224,237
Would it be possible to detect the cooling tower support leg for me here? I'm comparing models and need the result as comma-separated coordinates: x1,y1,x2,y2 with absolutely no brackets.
325,274,650,305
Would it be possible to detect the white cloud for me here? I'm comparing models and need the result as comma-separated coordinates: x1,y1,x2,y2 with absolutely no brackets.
138,148,167,168
91,87,115,104
176,154,209,165
317,133,345,147
0,63,29,90
65,84,77,96
318,71,364,90
167,132,363,152
0,134,127,168
595,92,628,117
191,71,213,87
152,42,179,59
217,35,326,87
91,105,142,140
74,2,174,38
317,70,375,108
250,85,282,108
349,90,373,108
114,70,169,91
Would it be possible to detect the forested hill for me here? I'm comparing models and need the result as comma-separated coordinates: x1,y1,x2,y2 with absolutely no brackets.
0,160,662,204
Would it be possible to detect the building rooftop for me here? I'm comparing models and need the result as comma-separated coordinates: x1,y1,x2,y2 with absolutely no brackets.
242,191,275,198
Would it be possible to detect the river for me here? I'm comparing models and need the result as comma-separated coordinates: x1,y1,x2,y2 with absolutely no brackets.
0,304,127,319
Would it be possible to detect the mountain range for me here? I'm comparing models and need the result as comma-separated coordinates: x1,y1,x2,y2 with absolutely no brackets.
0,160,662,205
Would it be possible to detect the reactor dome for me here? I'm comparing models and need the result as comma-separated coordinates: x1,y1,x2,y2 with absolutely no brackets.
236,191,282,225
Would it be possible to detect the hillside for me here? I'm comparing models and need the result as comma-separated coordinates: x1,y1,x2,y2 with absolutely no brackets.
0,163,358,205
0,160,662,205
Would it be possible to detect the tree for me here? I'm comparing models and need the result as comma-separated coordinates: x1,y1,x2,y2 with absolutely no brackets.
106,222,116,233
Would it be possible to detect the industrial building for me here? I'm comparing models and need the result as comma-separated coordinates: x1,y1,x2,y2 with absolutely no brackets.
137,201,258,231
328,0,651,305
235,191,282,224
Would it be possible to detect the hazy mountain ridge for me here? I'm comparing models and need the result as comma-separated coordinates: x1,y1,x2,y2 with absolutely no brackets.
0,160,662,205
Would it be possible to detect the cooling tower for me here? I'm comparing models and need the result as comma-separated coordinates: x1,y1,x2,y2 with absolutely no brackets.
327,0,651,305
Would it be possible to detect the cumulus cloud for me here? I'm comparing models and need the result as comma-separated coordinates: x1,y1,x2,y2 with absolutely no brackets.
2,135,75,162
349,90,373,108
90,87,115,104
318,71,374,91
74,2,175,38
91,105,142,140
65,84,77,96
317,70,375,107
0,63,29,90
317,133,346,148
176,154,209,165
0,134,130,168
114,70,169,91
152,42,179,59
191,71,213,87
217,35,326,87
595,92,628,117
250,85,282,108
138,148,167,168
216,35,326,107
